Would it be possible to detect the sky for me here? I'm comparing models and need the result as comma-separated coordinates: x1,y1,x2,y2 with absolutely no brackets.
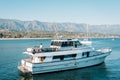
0,0,120,25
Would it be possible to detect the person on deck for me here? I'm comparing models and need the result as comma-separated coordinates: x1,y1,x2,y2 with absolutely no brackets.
40,43,43,49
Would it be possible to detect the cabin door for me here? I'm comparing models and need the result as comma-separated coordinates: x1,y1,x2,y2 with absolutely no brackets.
74,59,77,65
82,52,90,58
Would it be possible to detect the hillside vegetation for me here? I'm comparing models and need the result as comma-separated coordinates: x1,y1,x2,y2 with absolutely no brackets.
0,19,120,38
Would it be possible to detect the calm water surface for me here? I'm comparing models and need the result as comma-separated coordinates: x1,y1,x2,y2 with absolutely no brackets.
0,38,120,80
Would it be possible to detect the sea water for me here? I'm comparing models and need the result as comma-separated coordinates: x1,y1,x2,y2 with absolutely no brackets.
0,38,120,80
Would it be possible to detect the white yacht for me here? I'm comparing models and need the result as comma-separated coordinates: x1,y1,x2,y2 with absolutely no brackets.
80,24,92,45
80,38,92,45
80,38,92,46
18,38,112,74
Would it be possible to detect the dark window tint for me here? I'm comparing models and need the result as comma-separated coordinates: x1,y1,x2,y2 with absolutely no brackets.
82,52,90,57
51,41,62,46
53,55,64,60
64,54,77,58
53,54,77,60
61,41,73,47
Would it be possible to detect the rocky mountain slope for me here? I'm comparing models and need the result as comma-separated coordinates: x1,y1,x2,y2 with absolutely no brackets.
0,18,120,35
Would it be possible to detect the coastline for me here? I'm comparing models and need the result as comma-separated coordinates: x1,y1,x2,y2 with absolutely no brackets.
0,38,52,40
0,37,119,40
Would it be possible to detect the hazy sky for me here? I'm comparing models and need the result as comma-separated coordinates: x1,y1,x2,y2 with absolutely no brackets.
0,0,120,24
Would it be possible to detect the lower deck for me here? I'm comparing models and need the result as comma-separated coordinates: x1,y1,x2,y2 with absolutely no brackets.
18,52,110,74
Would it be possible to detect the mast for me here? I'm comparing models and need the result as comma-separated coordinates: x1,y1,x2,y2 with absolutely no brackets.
54,24,59,39
86,24,88,39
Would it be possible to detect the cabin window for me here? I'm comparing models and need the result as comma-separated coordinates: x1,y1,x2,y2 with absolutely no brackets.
53,54,77,61
51,41,62,46
86,52,90,57
53,55,64,61
74,41,81,47
39,57,46,62
64,54,76,58
82,52,90,57
75,43,77,48
61,41,73,47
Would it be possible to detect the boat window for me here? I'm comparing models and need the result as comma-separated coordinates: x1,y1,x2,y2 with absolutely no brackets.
51,41,62,46
61,41,73,47
82,53,84,56
53,55,64,60
75,42,77,48
53,54,76,61
39,57,46,62
86,52,90,57
64,54,76,58
51,41,76,47
82,52,90,57
76,41,81,46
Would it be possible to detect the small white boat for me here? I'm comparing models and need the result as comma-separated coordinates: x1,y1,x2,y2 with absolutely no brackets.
18,38,111,74
80,24,92,45
80,38,92,45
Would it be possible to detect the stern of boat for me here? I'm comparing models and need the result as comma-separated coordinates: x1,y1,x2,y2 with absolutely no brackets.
18,59,33,74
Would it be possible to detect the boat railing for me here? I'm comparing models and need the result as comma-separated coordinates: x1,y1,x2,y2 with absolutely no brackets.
26,47,58,53
24,45,93,56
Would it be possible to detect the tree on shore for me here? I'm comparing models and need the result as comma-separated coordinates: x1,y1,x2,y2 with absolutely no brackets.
0,33,3,38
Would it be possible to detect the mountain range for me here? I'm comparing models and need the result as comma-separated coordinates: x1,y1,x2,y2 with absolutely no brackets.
0,18,120,35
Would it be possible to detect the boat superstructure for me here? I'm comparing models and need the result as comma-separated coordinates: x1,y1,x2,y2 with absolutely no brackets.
18,38,111,74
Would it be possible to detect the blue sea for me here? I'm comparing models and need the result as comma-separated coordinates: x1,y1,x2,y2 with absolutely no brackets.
0,38,120,80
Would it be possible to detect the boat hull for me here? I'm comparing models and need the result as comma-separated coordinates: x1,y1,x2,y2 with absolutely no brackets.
18,52,110,74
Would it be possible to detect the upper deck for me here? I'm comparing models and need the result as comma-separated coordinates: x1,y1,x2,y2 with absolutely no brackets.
24,38,93,57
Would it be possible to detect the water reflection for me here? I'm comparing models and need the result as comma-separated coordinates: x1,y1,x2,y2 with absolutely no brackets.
19,63,109,80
